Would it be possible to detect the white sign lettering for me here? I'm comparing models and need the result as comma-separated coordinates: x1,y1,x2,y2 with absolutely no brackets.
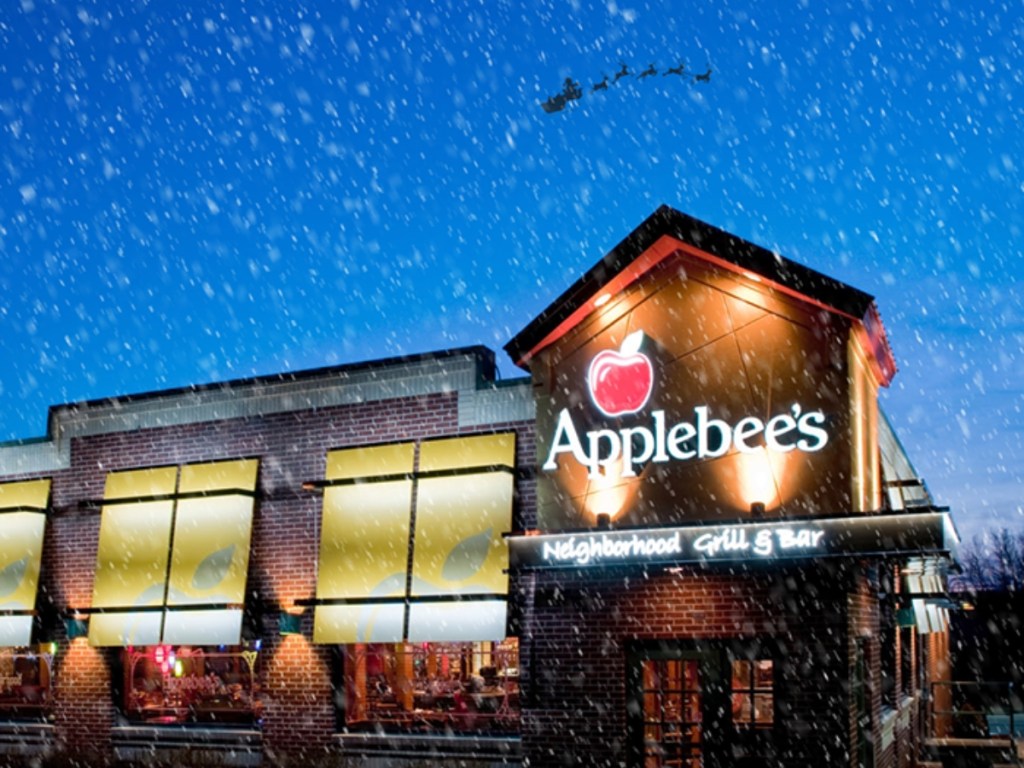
693,526,825,559
544,405,829,478
536,526,825,567
541,532,683,566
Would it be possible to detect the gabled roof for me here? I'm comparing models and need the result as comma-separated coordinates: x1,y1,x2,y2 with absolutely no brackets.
505,205,896,385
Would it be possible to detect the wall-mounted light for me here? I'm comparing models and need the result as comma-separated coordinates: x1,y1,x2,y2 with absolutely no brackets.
64,617,88,640
595,512,612,530
750,501,766,518
594,293,612,308
279,612,302,636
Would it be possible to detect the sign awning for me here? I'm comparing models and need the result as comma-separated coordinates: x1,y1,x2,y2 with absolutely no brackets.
0,479,50,647
509,510,959,571
89,459,258,647
313,433,515,644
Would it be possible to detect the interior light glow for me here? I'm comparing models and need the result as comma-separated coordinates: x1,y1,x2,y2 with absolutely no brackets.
583,455,635,523
594,293,612,307
735,447,785,511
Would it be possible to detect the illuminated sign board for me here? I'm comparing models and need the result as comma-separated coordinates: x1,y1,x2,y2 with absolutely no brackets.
508,511,959,571
543,331,830,480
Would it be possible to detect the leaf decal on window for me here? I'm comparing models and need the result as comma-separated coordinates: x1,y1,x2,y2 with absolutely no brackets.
0,556,28,599
134,583,168,606
441,528,492,582
192,545,236,591
369,573,407,597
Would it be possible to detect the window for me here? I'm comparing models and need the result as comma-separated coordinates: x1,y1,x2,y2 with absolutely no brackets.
314,434,517,735
639,657,703,768
89,460,259,647
313,434,516,644
730,659,773,728
899,626,914,697
0,647,53,718
122,644,261,725
342,639,518,734
0,480,50,648
881,607,897,707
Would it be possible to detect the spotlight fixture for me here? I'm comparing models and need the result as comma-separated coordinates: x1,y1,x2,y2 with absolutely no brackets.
64,617,88,640
279,613,302,636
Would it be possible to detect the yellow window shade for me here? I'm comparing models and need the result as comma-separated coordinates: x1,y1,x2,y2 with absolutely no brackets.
418,432,516,473
168,495,254,605
326,442,415,481
313,603,405,644
412,473,513,596
162,608,244,646
178,458,259,494
92,498,175,610
104,465,178,500
0,479,50,647
411,434,515,597
0,617,35,648
90,461,260,647
0,512,48,613
407,600,508,643
89,612,164,647
314,443,415,644
0,478,51,511
317,444,414,600
317,482,413,599
92,465,178,609
0,479,50,612
167,459,258,606
313,436,515,645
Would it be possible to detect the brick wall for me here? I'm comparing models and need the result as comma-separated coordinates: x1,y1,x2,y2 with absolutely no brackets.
12,386,535,763
847,566,882,768
519,561,866,768
52,641,115,756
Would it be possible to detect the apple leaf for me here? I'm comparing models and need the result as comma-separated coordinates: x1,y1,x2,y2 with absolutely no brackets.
620,329,645,356
0,556,28,599
192,544,236,590
442,528,493,582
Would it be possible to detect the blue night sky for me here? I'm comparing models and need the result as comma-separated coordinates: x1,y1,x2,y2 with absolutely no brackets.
1,0,1021,542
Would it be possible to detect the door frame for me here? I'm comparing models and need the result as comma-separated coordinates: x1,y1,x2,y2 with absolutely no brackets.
626,638,779,768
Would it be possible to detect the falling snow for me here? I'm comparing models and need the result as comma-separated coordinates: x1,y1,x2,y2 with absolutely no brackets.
0,0,1021,543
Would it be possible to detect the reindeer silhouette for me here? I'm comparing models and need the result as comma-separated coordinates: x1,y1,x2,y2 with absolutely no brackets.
638,63,657,79
592,74,609,92
663,62,686,77
613,62,630,83
694,68,712,83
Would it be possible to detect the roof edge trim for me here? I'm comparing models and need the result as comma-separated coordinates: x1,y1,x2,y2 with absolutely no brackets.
505,206,893,373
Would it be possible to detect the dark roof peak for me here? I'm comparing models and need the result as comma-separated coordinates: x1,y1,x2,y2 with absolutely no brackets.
505,205,895,384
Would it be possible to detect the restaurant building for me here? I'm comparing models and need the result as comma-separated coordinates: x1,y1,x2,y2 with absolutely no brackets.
0,206,957,767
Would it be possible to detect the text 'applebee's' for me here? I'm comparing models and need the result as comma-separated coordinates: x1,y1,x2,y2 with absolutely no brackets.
543,405,829,479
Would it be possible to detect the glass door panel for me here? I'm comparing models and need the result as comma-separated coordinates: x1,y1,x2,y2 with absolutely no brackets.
641,658,703,768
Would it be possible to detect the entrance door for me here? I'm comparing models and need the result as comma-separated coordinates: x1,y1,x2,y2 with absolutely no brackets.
627,644,728,768
627,642,776,768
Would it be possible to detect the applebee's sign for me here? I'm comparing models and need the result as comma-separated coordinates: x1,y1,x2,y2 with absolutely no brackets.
543,330,830,478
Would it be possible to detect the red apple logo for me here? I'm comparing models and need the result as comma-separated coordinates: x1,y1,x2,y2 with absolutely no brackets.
588,330,654,417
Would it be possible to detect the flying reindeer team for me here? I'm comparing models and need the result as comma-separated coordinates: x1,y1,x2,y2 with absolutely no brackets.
542,60,712,113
